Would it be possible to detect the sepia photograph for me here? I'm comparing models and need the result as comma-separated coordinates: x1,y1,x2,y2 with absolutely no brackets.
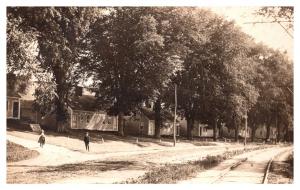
4,1,294,185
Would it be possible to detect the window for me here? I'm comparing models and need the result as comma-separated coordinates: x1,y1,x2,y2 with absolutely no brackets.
80,114,84,123
86,115,91,123
12,101,19,118
73,114,77,121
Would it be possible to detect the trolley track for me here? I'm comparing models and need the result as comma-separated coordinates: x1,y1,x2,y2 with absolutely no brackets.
212,147,292,184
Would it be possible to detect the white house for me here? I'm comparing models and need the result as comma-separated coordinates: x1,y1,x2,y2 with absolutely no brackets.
125,107,180,136
7,90,21,120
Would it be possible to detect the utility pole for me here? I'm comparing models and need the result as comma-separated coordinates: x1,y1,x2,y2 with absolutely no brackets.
173,84,177,147
244,110,248,146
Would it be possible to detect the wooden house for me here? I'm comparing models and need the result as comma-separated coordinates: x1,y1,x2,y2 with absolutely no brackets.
7,90,21,120
41,88,118,131
179,119,219,138
20,100,42,123
125,107,180,136
68,94,118,131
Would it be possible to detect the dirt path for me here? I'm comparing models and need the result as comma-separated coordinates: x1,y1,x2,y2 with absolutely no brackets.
7,134,241,167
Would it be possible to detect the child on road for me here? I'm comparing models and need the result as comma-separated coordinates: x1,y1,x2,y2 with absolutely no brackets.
84,132,90,151
38,130,46,148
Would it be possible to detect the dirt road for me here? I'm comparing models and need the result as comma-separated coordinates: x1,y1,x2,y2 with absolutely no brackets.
7,131,282,184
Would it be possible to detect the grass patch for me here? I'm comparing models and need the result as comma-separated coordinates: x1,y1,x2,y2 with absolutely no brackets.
7,141,39,162
193,142,216,146
269,151,293,184
122,146,266,184
7,160,144,184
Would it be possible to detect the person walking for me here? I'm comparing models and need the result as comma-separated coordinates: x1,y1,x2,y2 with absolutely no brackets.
38,130,46,148
84,132,90,151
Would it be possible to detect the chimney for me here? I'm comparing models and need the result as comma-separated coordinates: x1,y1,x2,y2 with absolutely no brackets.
75,86,83,96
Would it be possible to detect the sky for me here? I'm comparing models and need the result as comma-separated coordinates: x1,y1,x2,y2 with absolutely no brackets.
210,7,294,60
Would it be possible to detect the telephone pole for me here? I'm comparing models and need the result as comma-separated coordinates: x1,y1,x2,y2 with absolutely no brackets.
173,84,177,147
244,110,248,146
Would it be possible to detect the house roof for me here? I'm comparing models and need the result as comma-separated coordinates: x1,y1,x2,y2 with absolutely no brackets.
141,107,177,122
141,107,156,120
68,95,99,112
21,100,34,109
7,89,21,98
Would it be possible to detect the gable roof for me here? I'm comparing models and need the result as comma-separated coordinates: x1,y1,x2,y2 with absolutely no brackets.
21,100,34,109
7,89,21,98
141,107,178,122
68,95,99,112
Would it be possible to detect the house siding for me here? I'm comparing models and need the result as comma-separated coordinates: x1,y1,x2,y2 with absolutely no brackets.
70,110,118,131
124,113,152,136
20,100,41,123
125,113,178,136
7,97,20,119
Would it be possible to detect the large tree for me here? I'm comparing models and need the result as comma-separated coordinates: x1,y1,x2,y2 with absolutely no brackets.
251,48,293,142
83,8,181,136
7,9,37,95
170,10,259,141
7,7,101,132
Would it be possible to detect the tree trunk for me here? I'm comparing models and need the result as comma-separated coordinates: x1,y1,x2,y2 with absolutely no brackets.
251,123,257,142
57,121,67,132
276,118,281,143
234,124,239,142
54,70,68,133
218,121,223,139
265,123,271,141
284,124,290,142
233,115,239,142
56,91,67,133
186,116,194,140
154,98,161,139
118,113,124,136
213,117,218,141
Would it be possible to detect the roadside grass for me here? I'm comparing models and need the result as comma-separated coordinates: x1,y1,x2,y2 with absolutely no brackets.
7,160,144,184
193,142,216,146
7,141,39,162
122,146,267,184
268,151,293,184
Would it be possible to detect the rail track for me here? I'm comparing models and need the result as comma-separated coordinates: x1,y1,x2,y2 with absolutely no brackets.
211,146,292,184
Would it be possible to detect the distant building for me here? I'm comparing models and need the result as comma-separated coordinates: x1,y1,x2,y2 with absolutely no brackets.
20,100,42,123
41,87,118,131
255,125,277,140
179,119,219,138
125,107,180,136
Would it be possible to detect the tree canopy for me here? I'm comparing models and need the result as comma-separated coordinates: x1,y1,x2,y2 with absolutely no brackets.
7,7,293,140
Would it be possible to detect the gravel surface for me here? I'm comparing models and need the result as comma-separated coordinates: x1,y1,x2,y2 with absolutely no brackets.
6,130,278,184
179,146,292,184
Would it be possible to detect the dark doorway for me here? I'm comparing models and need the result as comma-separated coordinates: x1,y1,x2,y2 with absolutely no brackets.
13,101,19,118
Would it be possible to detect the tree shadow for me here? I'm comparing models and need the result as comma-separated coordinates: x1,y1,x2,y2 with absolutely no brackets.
7,125,219,148
24,160,147,174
